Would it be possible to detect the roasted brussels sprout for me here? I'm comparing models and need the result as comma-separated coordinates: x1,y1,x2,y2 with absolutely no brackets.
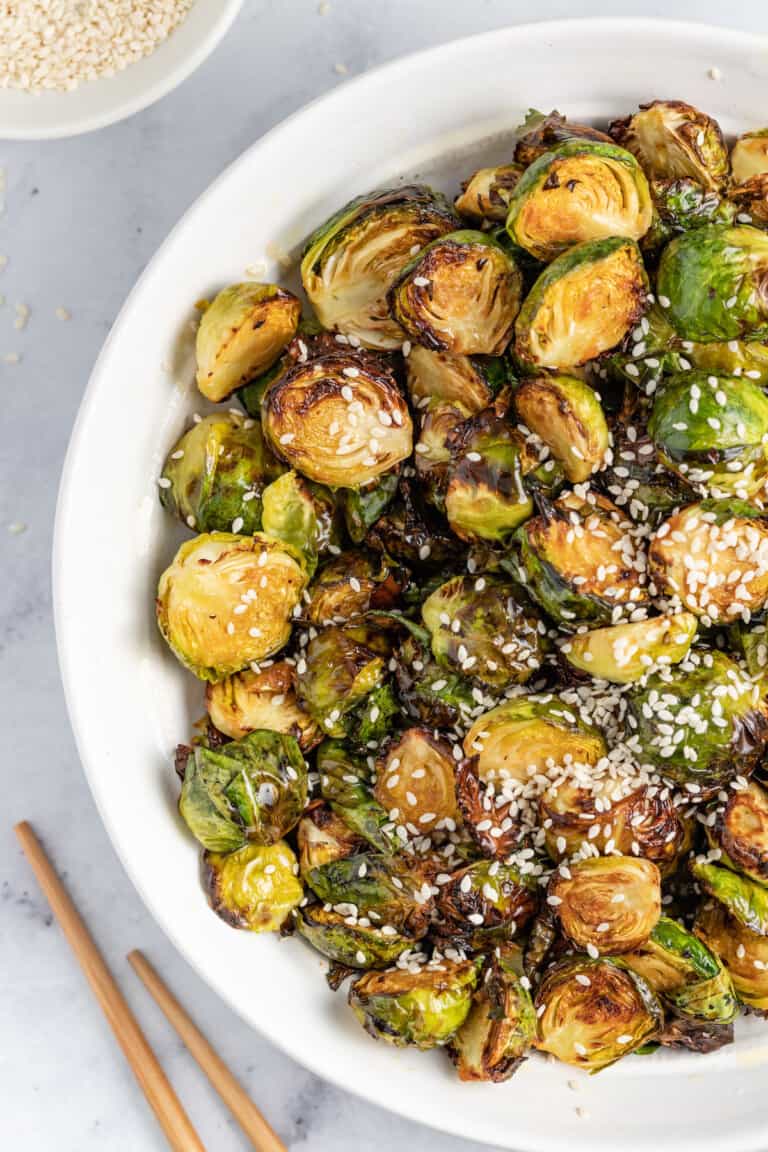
389,230,523,355
156,532,307,680
729,176,768,227
305,551,404,625
534,957,662,1071
561,612,698,683
301,185,459,349
643,177,736,251
349,960,478,1048
609,100,729,191
179,729,307,852
262,352,412,488
515,490,650,629
450,949,536,1081
600,414,696,525
296,802,363,874
454,758,523,860
706,780,768,887
421,574,542,689
443,400,535,543
296,904,413,968
261,469,341,575
159,413,282,534
454,163,525,223
548,855,661,954
305,852,433,939
316,740,400,854
296,625,387,738
514,237,649,370
393,633,475,728
731,128,768,184
236,316,328,419
204,841,302,931
373,727,457,834
435,859,538,948
657,226,768,343
338,472,400,544
650,502,768,622
505,141,652,261
464,695,605,785
405,344,508,414
731,618,768,680
196,283,301,402
413,400,469,511
366,477,460,570
648,373,768,499
206,662,320,749
514,109,613,168
514,375,609,484
628,651,768,794
693,860,768,936
695,899,768,1012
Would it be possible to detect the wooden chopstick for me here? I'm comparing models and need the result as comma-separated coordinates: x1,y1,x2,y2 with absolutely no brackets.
128,950,287,1152
14,821,206,1152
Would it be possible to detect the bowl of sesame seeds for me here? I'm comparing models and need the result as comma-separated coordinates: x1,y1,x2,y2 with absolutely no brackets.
0,0,242,140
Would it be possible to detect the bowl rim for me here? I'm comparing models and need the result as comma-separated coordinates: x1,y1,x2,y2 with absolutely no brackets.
53,18,768,1151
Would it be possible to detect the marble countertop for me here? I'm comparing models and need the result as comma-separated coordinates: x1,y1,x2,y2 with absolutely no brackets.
4,1,768,1148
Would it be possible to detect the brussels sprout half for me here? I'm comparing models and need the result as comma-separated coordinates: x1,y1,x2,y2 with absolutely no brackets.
561,612,698,683
404,344,509,414
454,758,524,860
464,695,605,785
514,491,650,629
196,283,301,402
366,477,462,571
657,226,768,343
693,860,768,936
421,574,542,690
393,633,476,729
454,163,525,223
514,237,649,370
729,176,768,227
695,900,768,1012
434,859,538,949
206,662,320,749
296,802,363,875
296,625,387,739
648,373,768,500
300,185,459,349
262,351,412,488
643,178,736,251
156,532,307,681
609,100,729,191
649,501,768,623
505,141,652,262
204,841,303,932
514,375,609,484
296,904,413,969
547,855,661,955
305,852,433,939
731,128,768,185
261,469,341,577
317,741,400,855
339,472,400,544
374,727,457,835
534,957,663,1071
305,551,405,626
388,230,523,356
450,950,537,1081
706,780,768,887
178,729,307,852
513,109,613,168
628,651,768,794
349,960,478,1049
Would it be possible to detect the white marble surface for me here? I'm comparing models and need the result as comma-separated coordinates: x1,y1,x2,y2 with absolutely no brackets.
4,2,768,1148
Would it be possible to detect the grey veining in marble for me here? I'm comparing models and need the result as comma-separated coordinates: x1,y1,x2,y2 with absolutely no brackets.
3,1,768,1148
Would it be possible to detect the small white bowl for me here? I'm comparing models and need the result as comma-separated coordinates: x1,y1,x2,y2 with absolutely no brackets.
0,0,242,140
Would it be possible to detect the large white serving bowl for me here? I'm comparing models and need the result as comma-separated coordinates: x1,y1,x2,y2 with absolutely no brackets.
0,0,242,140
54,20,768,1152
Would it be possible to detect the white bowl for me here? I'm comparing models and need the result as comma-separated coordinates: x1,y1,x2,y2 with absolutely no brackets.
0,0,242,140
54,19,768,1152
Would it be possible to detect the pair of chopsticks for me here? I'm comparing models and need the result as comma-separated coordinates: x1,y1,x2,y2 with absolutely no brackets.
14,821,286,1152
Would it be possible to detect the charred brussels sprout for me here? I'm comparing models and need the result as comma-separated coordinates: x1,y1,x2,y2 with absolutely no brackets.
693,860,768,936
339,472,400,544
650,502,768,622
306,852,433,939
196,283,300,402
261,470,341,576
643,178,736,250
609,100,729,191
156,532,306,680
296,803,363,874
316,741,400,854
435,859,538,948
306,551,404,625
695,899,768,1012
534,957,662,1071
178,729,307,851
464,695,605,785
262,352,412,488
729,176,768,227
628,651,768,794
731,128,768,185
454,164,525,223
413,400,469,511
514,375,609,484
422,574,542,689
374,728,457,834
159,413,282,535
706,780,768,887
648,373,768,499
300,185,459,349
405,344,508,414
514,237,649,370
389,230,523,356
657,226,768,343
450,950,536,1081
295,904,412,968
204,841,302,931
454,758,523,860
514,109,613,168
505,141,652,262
366,477,461,570
296,625,387,738
561,612,698,683
205,662,320,749
349,960,478,1049
515,491,650,629
393,633,475,728
548,855,661,954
